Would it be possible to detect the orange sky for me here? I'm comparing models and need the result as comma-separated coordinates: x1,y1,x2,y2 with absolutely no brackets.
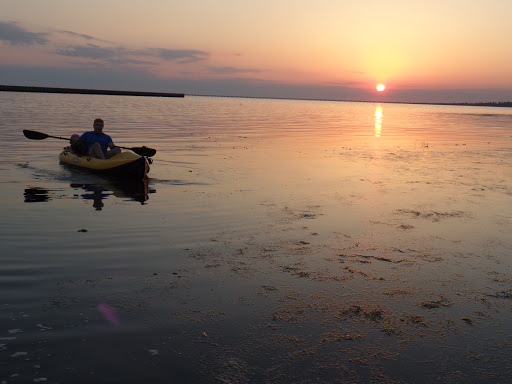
1,0,511,102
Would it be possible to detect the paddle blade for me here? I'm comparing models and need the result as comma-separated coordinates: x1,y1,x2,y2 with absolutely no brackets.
23,130,49,140
131,146,156,157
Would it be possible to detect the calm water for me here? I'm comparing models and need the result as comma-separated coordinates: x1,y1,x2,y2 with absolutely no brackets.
1,93,512,383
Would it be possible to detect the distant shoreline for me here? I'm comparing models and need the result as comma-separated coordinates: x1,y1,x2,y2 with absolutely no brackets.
0,85,184,98
1,85,510,107
191,94,512,108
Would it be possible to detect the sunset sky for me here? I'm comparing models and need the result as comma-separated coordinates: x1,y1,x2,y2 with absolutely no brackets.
2,0,512,103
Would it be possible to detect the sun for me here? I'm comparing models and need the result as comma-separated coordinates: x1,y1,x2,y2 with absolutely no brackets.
376,84,386,92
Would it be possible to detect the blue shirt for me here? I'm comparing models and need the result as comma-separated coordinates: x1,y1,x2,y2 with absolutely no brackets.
80,131,114,154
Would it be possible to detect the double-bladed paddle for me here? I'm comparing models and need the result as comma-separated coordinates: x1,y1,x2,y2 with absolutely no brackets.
23,129,156,157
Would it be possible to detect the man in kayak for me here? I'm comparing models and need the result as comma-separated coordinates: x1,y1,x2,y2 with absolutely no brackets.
80,118,121,159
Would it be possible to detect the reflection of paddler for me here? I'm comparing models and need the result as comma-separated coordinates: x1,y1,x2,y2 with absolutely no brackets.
93,198,104,211
80,185,110,211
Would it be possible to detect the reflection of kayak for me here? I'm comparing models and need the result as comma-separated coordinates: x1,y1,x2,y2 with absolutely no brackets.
23,179,153,209
71,177,151,205
59,150,150,179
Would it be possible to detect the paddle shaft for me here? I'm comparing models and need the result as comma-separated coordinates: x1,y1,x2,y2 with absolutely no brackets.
23,130,156,157
47,132,131,151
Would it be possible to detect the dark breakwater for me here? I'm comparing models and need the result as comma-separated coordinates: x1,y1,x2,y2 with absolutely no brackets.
0,84,184,98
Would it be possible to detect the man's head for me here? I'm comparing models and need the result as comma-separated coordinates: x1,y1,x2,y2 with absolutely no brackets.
93,118,104,134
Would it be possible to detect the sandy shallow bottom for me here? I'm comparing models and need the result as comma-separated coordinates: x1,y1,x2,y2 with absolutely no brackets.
4,172,512,383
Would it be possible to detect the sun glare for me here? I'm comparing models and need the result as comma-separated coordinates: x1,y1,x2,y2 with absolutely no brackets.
376,84,386,92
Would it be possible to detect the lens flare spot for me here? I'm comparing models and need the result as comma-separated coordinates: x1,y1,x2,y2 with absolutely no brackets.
98,303,120,326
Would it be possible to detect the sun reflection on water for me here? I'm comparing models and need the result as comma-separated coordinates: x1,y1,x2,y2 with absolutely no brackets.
374,105,383,137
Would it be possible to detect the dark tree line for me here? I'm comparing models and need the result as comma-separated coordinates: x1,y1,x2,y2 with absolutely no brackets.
455,101,512,108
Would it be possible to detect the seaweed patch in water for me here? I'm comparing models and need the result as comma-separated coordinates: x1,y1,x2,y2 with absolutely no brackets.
417,297,453,308
321,330,362,342
338,305,385,322
486,289,512,299
396,209,467,221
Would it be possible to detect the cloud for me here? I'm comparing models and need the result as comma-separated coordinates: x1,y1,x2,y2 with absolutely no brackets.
55,44,125,60
50,36,210,65
54,44,210,66
155,48,209,63
108,58,157,65
0,21,48,45
56,30,98,41
1,20,210,67
326,80,366,87
208,66,260,75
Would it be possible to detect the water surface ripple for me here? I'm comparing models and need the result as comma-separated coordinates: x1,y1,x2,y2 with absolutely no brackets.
1,93,512,383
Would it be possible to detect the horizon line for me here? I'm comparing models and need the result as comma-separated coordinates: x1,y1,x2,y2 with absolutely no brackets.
1,84,511,108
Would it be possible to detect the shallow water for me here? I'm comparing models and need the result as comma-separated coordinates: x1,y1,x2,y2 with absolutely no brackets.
1,93,512,383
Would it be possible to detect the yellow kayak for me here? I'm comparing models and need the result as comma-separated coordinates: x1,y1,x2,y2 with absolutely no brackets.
59,150,150,179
